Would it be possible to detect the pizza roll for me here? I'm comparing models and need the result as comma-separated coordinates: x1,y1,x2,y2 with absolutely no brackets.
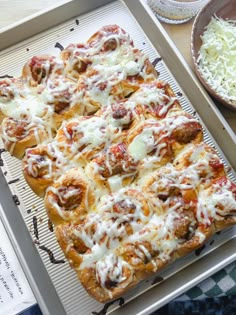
55,115,120,164
60,41,91,79
144,142,224,203
22,55,64,87
129,80,182,119
61,25,134,78
87,25,133,49
0,116,50,159
0,78,25,122
97,188,151,221
119,240,163,276
62,25,157,110
99,100,138,130
173,142,225,180
0,77,59,158
197,176,236,230
78,254,136,303
86,25,156,79
41,76,77,112
61,25,131,78
127,112,203,174
23,142,70,197
40,76,90,127
175,176,236,255
61,25,129,78
87,142,139,191
174,224,215,259
77,67,140,111
0,79,16,106
44,168,94,226
143,164,198,203
126,120,174,168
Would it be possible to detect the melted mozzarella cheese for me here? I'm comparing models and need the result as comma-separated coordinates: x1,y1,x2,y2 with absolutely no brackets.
0,81,58,146
0,91,49,120
61,117,110,156
194,230,206,243
77,215,126,268
148,164,200,195
95,253,132,290
128,128,156,160
128,115,197,163
26,153,52,178
78,188,152,268
131,83,177,115
66,30,155,109
197,181,236,225
126,210,180,262
108,175,123,192
41,77,76,104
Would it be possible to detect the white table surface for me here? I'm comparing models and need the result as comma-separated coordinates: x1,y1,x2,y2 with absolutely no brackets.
0,0,66,29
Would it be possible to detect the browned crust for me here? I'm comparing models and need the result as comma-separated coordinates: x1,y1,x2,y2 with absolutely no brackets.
72,218,236,303
22,145,58,197
214,216,236,231
0,117,50,159
77,267,139,303
44,168,94,226
55,224,83,269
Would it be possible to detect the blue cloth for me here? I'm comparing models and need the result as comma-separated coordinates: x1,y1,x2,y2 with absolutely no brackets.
19,304,42,315
152,296,236,315
20,297,236,315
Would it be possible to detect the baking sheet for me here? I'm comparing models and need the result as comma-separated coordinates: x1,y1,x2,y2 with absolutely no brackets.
0,1,235,314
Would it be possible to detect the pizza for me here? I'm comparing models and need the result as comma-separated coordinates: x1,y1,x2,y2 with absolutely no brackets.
0,25,235,303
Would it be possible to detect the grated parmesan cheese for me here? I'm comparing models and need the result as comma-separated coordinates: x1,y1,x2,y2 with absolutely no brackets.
197,16,236,105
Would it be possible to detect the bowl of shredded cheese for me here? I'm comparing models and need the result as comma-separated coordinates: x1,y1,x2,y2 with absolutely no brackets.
191,0,236,111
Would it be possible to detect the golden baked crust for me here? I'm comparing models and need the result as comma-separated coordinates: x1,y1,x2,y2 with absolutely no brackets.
0,25,158,159
0,25,235,304
45,168,95,226
22,142,72,197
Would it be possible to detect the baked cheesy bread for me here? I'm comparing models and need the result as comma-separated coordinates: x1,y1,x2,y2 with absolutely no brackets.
0,25,236,303
0,25,157,158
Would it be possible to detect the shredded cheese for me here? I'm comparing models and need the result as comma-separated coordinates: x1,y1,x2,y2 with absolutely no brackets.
197,16,236,105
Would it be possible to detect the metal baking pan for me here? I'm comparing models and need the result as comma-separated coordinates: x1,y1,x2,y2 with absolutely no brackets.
0,1,235,314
